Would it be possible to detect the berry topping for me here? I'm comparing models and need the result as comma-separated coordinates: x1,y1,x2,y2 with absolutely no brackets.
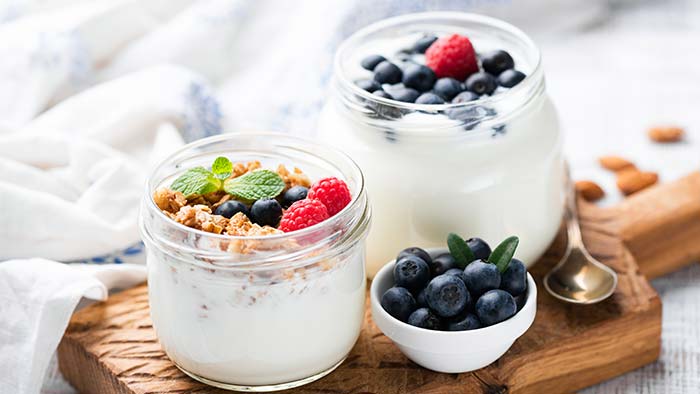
475,289,516,326
279,199,329,232
425,274,470,318
373,60,403,84
431,253,457,277
408,307,442,330
412,35,438,54
361,54,387,71
214,200,250,219
466,237,492,260
415,92,445,105
446,312,482,331
433,77,463,101
373,90,393,99
498,69,526,88
356,79,382,92
462,260,501,296
444,268,466,283
281,186,308,208
452,91,480,103
465,72,497,95
481,50,515,76
397,247,433,267
416,287,428,307
425,34,478,80
500,258,527,296
402,64,436,92
250,198,283,227
381,287,416,322
307,177,351,216
391,87,420,103
394,255,431,293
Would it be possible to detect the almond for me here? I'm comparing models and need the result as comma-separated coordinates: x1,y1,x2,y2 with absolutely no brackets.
616,170,658,196
598,156,636,172
648,126,684,143
575,180,605,202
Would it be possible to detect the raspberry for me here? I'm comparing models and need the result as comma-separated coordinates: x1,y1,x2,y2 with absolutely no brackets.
425,34,478,80
307,177,351,216
279,199,329,232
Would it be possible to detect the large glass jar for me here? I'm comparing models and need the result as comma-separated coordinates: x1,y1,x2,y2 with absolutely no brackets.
139,133,371,391
318,12,565,277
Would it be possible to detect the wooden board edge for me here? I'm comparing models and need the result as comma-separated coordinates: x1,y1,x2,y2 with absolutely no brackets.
58,335,133,394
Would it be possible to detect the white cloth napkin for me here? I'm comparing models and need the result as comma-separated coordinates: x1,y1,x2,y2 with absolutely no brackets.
0,259,146,394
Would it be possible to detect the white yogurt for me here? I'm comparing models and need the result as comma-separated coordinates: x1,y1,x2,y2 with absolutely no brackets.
317,13,566,276
147,250,366,387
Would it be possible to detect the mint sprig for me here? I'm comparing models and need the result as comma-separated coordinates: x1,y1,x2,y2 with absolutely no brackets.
447,233,477,269
212,156,233,180
488,236,519,273
223,169,285,202
171,167,222,197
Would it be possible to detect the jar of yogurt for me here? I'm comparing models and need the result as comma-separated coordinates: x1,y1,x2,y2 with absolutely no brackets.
139,133,371,391
318,12,566,277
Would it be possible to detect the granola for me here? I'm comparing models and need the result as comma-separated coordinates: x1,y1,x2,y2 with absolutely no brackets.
277,164,311,189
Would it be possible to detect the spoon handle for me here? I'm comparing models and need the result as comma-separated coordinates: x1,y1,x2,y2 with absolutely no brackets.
565,173,584,249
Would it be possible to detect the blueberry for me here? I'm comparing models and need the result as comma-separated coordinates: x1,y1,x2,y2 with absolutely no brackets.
498,69,526,88
361,54,386,71
501,258,527,296
282,186,308,208
397,247,432,266
433,78,463,101
381,287,416,322
415,92,444,105
465,72,497,95
462,260,501,296
444,268,466,282
402,64,436,92
250,199,282,227
475,289,517,326
425,275,470,318
481,50,515,76
431,253,456,276
356,79,381,92
373,61,402,85
446,312,482,331
391,87,420,103
514,292,527,311
416,287,428,307
214,200,249,219
451,91,480,103
466,237,492,260
394,255,431,293
373,90,393,99
408,307,442,330
412,35,437,54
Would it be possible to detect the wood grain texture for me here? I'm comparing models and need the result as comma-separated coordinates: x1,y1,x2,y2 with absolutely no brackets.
58,174,700,394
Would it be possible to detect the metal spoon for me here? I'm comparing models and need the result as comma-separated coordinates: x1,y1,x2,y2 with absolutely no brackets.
544,183,618,304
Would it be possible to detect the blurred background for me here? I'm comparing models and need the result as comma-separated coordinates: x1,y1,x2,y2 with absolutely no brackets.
0,0,698,393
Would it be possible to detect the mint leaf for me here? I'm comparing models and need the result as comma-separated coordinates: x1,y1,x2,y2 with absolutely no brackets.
447,233,477,269
223,169,285,202
488,236,520,273
212,157,233,180
170,167,221,197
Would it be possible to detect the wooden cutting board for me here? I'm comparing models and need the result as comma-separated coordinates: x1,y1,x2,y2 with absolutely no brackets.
58,172,700,394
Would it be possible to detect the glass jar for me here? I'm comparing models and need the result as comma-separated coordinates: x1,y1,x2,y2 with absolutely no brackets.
139,133,371,392
318,12,566,277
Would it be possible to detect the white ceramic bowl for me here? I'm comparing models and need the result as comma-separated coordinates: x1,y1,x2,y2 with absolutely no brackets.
370,253,537,373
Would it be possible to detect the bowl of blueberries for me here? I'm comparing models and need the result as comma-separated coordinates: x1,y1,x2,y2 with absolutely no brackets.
370,234,536,373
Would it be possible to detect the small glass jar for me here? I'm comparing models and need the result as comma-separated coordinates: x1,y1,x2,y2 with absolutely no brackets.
318,12,566,277
139,133,371,392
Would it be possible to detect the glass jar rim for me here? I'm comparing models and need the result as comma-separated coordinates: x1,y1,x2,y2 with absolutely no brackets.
332,12,545,137
140,132,370,268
